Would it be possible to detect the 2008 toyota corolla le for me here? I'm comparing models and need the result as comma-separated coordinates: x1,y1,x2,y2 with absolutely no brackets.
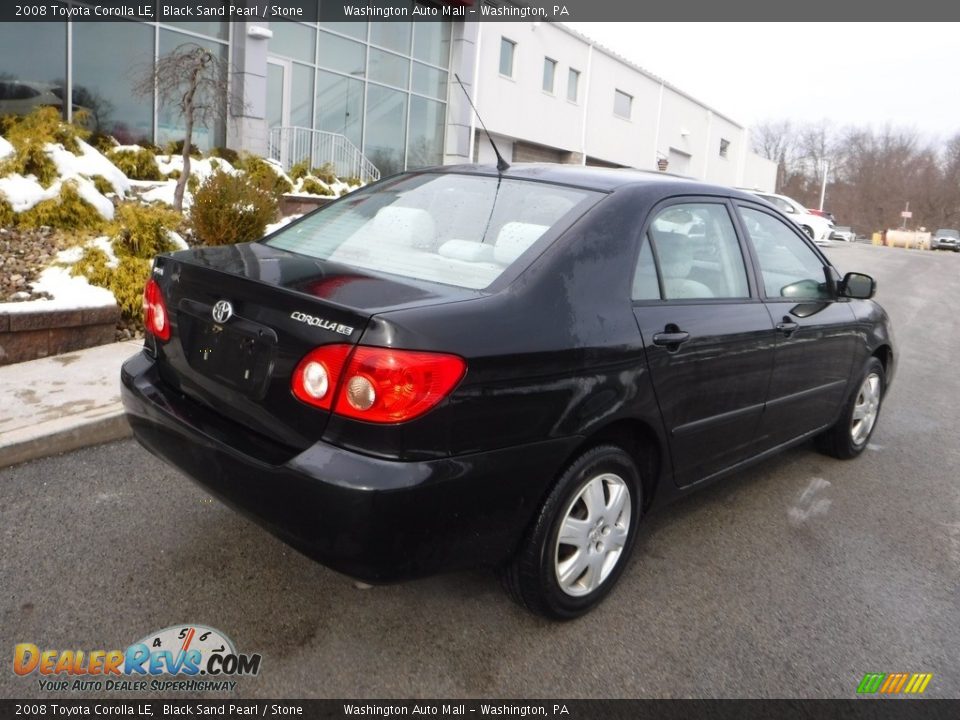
121,164,895,619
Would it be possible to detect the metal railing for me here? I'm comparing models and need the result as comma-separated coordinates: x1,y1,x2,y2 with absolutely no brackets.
267,126,380,185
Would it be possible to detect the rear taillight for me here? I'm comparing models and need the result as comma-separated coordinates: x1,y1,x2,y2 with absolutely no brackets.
142,278,170,341
291,344,466,423
291,344,352,410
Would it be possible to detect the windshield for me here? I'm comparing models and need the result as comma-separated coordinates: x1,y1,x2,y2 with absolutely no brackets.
935,229,959,238
265,173,600,290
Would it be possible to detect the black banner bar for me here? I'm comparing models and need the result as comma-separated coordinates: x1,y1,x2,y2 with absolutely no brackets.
3,0,960,23
2,700,960,720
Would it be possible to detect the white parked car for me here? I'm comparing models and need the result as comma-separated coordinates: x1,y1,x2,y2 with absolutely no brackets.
740,190,834,244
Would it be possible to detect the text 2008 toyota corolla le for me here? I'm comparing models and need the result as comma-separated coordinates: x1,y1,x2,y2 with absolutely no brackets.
121,165,895,619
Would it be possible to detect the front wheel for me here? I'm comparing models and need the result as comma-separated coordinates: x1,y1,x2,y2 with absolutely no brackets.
500,445,641,620
802,225,815,239
816,357,885,459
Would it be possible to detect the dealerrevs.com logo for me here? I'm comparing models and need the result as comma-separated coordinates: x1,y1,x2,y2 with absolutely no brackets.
13,624,262,692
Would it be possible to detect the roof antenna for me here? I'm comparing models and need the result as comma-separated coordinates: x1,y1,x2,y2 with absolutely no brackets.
454,73,509,173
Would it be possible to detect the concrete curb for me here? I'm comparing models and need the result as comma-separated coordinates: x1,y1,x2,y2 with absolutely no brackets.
0,404,131,469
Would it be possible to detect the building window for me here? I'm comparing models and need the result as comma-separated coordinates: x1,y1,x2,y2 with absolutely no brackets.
542,57,556,93
719,138,730,158
614,89,632,119
567,68,580,102
499,37,516,78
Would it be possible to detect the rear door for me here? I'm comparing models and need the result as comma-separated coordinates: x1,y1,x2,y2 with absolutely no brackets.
734,202,858,448
631,199,775,488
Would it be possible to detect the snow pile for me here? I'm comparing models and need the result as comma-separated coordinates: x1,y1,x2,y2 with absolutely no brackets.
0,239,118,314
47,139,131,196
0,174,60,212
0,135,129,220
141,155,239,209
264,214,302,236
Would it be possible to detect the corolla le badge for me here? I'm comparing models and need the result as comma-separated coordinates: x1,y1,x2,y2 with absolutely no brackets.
212,300,234,324
290,311,353,336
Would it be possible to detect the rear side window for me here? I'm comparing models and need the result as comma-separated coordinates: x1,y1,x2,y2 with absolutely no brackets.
265,173,599,290
634,202,749,301
739,207,829,300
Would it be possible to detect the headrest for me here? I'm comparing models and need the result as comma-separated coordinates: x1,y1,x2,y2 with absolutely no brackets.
370,206,436,249
494,222,549,265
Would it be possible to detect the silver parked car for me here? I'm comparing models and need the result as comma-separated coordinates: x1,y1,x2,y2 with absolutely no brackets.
930,228,960,252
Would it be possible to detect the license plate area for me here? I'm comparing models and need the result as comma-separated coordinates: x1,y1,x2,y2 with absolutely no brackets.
178,300,277,397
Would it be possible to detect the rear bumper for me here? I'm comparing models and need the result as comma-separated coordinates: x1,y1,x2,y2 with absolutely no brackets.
121,351,578,582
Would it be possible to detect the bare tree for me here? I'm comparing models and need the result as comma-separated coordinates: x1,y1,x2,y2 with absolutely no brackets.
135,43,231,211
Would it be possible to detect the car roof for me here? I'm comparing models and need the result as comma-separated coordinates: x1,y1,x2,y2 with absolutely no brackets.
428,162,762,200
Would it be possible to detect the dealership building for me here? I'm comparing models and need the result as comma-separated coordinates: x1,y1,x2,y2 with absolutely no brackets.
0,15,775,188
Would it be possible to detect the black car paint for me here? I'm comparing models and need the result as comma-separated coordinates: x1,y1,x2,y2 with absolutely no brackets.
121,164,895,583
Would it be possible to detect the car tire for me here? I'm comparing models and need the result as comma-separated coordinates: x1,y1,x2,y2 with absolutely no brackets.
816,357,885,460
802,225,815,239
499,445,642,620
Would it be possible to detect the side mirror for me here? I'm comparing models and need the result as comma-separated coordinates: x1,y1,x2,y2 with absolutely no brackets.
840,272,876,299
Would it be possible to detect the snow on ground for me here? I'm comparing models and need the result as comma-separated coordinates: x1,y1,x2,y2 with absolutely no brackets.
0,264,115,313
47,140,131,196
71,176,114,220
0,135,12,161
155,154,236,180
168,230,189,250
140,180,185,208
264,214,302,236
0,174,60,212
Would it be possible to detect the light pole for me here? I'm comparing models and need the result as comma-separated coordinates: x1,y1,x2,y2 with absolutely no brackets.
819,160,829,212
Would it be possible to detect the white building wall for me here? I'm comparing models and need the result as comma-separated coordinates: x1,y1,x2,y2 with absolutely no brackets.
582,48,660,167
464,21,776,191
474,22,588,155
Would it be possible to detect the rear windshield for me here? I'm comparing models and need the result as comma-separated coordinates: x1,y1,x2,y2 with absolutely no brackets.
264,173,600,289
936,229,959,238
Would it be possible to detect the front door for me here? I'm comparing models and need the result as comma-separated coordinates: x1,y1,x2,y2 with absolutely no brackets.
631,199,775,487
266,58,292,165
736,203,858,448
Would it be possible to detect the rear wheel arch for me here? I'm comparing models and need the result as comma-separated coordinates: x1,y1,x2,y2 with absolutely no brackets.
563,418,662,511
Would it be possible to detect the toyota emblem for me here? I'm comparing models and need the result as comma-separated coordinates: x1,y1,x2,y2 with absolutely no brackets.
212,300,234,324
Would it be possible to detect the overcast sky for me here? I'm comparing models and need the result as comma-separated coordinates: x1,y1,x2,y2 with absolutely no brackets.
565,22,960,143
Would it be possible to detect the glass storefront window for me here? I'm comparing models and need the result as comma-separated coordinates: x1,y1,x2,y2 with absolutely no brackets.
270,23,317,64
365,84,406,176
413,22,450,67
73,22,154,144
316,70,364,149
163,20,229,41
319,21,367,40
369,49,409,90
0,22,67,120
156,30,228,151
317,31,366,76
407,96,444,169
291,64,314,129
412,63,447,100
370,23,411,54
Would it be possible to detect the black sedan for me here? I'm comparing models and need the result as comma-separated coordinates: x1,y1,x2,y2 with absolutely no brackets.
122,165,895,619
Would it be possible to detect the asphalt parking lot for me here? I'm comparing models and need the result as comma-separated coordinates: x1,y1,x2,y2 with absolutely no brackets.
1,242,958,699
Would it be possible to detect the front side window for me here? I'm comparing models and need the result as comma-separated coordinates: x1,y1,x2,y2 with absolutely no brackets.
499,37,516,77
266,173,600,290
739,207,830,300
543,57,557,93
637,203,749,301
614,90,632,119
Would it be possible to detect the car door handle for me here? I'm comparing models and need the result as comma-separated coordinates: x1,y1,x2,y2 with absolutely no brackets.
652,331,691,348
776,318,800,335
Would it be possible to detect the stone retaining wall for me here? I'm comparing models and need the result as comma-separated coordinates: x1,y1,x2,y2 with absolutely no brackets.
0,305,119,366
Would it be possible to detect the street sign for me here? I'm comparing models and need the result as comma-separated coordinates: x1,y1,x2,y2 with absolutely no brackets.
901,211,913,218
